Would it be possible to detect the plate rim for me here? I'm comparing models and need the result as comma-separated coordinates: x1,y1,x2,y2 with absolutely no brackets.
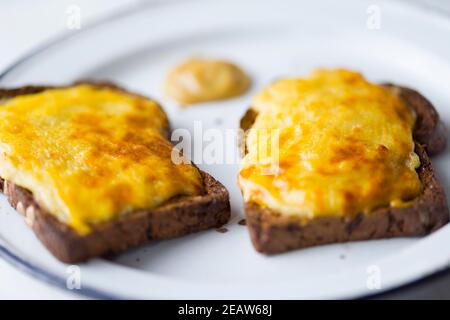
0,236,122,299
0,0,449,299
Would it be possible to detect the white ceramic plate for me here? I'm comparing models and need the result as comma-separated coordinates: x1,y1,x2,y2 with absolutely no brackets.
0,0,449,299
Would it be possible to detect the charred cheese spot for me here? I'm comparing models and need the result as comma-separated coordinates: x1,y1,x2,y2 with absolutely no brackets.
238,69,422,219
0,85,203,234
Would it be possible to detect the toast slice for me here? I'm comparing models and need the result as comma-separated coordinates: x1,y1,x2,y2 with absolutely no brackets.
239,82,449,254
0,82,230,263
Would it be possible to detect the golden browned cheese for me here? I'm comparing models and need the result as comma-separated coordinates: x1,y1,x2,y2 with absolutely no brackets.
0,85,204,234
164,58,250,105
238,69,422,220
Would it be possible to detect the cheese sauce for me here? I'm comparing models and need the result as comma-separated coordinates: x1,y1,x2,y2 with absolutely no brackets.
0,85,204,234
164,58,250,105
239,69,422,219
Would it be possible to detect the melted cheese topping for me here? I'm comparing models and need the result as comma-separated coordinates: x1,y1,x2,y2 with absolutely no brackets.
239,69,422,220
0,85,204,234
164,58,250,105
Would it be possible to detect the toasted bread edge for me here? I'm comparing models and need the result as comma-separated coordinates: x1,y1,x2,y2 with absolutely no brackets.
0,82,231,263
239,85,449,254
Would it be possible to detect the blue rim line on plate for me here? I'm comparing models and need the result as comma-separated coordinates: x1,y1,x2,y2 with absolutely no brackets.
0,239,122,300
0,0,449,300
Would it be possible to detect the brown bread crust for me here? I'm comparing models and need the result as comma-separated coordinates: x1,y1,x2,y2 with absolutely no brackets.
240,85,449,254
0,172,229,263
383,84,447,155
0,83,230,263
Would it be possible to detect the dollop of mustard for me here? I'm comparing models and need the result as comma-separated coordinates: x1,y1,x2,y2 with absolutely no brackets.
164,58,250,105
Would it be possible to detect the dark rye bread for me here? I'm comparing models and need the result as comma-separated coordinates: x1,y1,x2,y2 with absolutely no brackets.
0,83,230,263
240,85,449,254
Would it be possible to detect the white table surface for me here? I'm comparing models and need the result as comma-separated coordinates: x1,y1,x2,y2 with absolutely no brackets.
0,0,449,300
